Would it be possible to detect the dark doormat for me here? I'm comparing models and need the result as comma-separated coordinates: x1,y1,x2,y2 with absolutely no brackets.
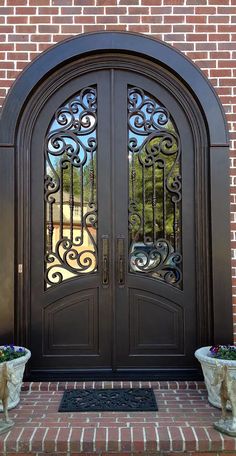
58,388,158,412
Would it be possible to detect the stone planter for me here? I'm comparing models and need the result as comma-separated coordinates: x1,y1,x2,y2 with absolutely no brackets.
0,346,31,410
195,346,236,409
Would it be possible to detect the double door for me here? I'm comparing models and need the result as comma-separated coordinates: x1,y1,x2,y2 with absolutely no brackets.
29,68,196,374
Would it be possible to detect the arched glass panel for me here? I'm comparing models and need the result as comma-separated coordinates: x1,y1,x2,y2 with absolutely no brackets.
128,87,182,287
44,87,98,287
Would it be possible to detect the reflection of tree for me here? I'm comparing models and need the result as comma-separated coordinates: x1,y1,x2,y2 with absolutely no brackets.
129,133,181,249
51,152,96,204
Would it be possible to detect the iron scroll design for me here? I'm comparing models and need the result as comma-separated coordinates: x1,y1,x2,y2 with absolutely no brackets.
44,87,98,287
128,87,182,287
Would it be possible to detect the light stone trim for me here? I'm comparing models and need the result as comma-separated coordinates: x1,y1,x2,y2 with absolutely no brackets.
0,346,31,411
195,345,236,409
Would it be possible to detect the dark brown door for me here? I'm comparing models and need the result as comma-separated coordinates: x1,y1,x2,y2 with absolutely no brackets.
113,71,195,370
28,68,196,374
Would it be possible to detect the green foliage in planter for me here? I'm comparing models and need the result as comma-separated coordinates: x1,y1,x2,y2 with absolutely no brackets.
0,345,26,363
210,345,236,361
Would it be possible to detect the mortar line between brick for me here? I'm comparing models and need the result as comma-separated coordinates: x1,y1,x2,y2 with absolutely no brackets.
118,427,121,452
155,426,160,452
167,425,172,452
179,426,185,452
29,427,37,452
93,426,96,452
219,430,224,451
67,426,72,453
3,430,11,454
80,427,85,453
177,426,184,452
191,425,199,451
105,427,108,453
54,426,61,453
204,427,212,452
16,427,25,452
130,426,133,452
143,426,146,452
42,427,49,453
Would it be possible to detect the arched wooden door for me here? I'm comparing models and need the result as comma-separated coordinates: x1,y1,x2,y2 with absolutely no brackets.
27,66,197,375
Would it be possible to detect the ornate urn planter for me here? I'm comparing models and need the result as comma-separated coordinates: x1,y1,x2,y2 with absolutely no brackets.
0,346,31,410
195,346,236,409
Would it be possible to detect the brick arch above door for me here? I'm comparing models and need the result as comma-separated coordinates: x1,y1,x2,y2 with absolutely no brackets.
0,32,229,145
0,32,232,376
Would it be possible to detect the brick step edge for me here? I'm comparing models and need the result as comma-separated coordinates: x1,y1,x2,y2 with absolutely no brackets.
1,425,236,454
1,447,236,455
21,381,206,392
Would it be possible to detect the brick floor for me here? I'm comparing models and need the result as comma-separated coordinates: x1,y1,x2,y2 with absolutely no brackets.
0,381,236,455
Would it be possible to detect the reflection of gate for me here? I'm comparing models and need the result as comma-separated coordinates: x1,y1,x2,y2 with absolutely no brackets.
46,192,97,282
0,33,232,379
45,83,182,287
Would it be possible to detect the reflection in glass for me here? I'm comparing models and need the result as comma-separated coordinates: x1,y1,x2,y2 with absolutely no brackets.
44,87,97,287
128,87,182,287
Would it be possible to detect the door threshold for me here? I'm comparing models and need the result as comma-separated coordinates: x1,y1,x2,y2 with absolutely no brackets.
26,368,203,382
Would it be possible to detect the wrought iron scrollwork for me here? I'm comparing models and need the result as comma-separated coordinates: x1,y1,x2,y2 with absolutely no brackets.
44,87,98,287
128,87,182,288
128,87,170,133
129,239,182,286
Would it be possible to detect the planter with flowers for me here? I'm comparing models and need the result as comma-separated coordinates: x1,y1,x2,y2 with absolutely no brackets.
0,345,31,410
195,345,236,409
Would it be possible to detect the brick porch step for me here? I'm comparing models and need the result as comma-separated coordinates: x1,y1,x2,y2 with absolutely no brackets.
0,381,236,455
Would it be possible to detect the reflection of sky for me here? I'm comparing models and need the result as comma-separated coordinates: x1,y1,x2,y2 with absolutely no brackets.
128,92,175,149
46,99,96,170
46,89,177,170
48,137,95,169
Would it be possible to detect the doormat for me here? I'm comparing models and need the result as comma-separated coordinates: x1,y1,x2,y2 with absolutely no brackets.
58,388,158,412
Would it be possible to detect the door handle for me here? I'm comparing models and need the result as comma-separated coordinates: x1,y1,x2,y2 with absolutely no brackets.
119,258,124,284
117,237,125,285
102,236,109,286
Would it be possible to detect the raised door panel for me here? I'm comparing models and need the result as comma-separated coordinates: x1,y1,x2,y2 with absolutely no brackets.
129,289,184,354
43,290,98,355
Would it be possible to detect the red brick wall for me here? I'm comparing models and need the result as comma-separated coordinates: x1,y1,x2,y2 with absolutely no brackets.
0,0,235,341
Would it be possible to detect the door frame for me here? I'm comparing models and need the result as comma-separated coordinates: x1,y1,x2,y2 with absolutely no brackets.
0,32,232,379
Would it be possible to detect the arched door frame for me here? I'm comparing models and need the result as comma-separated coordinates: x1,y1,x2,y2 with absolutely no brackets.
0,32,232,355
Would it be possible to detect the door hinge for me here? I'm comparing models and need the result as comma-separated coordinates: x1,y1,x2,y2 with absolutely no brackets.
18,264,23,274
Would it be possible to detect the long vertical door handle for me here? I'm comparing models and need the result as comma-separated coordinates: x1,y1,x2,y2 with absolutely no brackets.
117,237,125,285
102,236,109,286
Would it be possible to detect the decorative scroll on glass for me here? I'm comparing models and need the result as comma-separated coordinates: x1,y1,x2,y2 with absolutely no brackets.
44,87,97,287
128,87,182,287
